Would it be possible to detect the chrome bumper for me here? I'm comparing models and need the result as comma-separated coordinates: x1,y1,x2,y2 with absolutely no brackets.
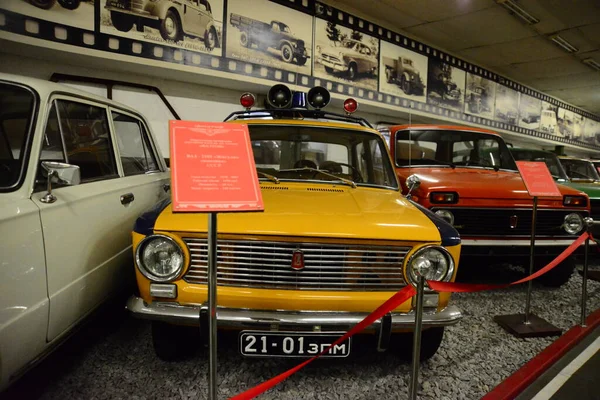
319,57,346,71
126,296,463,329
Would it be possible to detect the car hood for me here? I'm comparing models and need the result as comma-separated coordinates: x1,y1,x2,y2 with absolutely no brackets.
398,167,584,200
561,180,600,200
154,184,441,242
321,46,360,58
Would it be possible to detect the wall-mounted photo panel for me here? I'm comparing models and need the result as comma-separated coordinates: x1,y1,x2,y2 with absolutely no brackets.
314,18,379,90
540,101,559,135
226,0,312,74
518,94,542,130
379,41,427,102
572,113,585,140
1,0,94,30
426,58,466,112
464,73,496,119
101,0,224,55
584,118,600,146
557,107,576,138
494,85,519,125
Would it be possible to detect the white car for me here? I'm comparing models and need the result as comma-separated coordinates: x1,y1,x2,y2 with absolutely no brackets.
0,73,170,390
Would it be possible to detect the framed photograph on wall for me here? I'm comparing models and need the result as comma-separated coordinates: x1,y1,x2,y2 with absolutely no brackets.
494,85,519,126
464,73,496,119
101,0,224,55
314,18,379,90
584,118,600,146
557,107,575,138
518,94,542,130
0,0,94,30
226,0,312,75
540,101,559,136
379,40,427,102
426,58,466,112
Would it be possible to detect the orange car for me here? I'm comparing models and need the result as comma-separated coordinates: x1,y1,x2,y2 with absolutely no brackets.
382,124,590,287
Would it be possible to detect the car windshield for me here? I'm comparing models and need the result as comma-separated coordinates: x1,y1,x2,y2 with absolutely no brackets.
559,158,600,181
250,125,398,189
395,129,517,170
509,149,569,181
0,82,36,191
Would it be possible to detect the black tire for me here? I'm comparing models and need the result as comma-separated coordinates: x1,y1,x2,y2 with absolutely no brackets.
324,66,334,74
28,0,56,9
239,31,249,47
110,11,135,32
280,43,294,63
57,0,80,10
159,9,182,42
347,63,357,80
390,327,444,362
534,256,575,287
401,75,412,95
204,27,217,51
152,322,198,361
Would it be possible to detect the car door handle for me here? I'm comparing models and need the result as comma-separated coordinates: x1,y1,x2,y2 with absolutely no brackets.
120,193,135,205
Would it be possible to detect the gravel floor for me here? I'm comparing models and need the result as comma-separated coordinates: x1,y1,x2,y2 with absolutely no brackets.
2,263,599,400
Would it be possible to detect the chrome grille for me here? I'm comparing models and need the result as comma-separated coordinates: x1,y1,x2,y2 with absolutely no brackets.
132,0,144,11
321,54,341,63
183,238,410,291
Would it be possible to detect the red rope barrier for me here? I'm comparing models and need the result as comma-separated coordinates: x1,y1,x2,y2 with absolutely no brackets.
229,230,589,399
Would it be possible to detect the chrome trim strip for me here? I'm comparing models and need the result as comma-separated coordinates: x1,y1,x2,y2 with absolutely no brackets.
461,239,592,246
126,296,462,328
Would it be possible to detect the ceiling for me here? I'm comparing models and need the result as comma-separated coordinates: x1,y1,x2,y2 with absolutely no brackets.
324,0,600,117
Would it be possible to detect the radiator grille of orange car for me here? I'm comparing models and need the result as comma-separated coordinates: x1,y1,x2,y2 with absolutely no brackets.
182,238,410,291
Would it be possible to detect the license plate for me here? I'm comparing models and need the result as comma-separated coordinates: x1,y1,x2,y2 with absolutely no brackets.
239,331,350,358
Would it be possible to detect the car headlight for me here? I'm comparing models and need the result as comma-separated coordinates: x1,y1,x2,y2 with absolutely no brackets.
406,246,455,286
434,209,454,225
135,234,185,282
563,213,584,235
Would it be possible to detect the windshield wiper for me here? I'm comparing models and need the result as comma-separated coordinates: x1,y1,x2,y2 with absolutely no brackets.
257,171,280,184
279,167,357,188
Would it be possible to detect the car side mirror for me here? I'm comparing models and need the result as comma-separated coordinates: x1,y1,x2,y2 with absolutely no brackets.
40,161,81,204
405,174,421,199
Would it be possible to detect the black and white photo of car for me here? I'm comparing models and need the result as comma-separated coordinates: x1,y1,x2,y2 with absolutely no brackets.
100,0,223,55
464,73,496,119
225,0,312,75
314,19,379,90
1,0,95,29
540,101,559,135
379,40,427,101
494,85,519,125
518,94,542,130
426,58,465,112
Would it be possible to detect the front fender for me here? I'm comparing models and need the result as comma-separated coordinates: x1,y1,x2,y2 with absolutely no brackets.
153,2,178,20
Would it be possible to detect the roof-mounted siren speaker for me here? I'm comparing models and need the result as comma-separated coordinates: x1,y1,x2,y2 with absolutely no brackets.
307,86,331,110
267,84,293,109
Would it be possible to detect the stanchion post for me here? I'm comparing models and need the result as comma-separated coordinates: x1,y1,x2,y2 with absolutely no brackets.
581,217,593,327
524,196,538,324
208,212,218,400
408,275,425,400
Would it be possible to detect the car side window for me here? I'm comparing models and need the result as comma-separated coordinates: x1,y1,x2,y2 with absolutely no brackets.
111,111,159,176
36,99,118,190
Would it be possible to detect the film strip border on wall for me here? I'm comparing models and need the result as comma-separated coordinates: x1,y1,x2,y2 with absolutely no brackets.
0,1,598,151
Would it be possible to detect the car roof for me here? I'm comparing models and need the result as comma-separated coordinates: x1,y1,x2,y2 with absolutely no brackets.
389,124,501,136
510,147,556,155
0,72,147,117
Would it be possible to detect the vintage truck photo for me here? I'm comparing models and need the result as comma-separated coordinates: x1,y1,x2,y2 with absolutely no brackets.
104,0,221,50
229,13,309,66
467,86,491,114
384,57,425,96
318,39,377,81
428,63,462,103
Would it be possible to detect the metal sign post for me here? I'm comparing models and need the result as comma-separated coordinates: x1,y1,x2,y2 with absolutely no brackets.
208,212,218,400
408,274,425,400
494,161,562,338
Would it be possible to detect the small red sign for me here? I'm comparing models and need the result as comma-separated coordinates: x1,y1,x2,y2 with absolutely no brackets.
169,120,264,212
516,161,562,198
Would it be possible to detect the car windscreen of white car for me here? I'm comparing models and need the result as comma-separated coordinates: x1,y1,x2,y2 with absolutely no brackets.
250,125,398,190
0,82,36,191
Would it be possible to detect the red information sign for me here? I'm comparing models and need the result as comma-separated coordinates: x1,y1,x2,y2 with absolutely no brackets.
169,120,264,212
516,161,562,198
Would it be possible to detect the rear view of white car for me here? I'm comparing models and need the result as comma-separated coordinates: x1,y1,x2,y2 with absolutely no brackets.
0,73,170,391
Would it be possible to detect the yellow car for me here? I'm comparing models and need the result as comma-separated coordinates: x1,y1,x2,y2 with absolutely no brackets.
126,85,463,362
